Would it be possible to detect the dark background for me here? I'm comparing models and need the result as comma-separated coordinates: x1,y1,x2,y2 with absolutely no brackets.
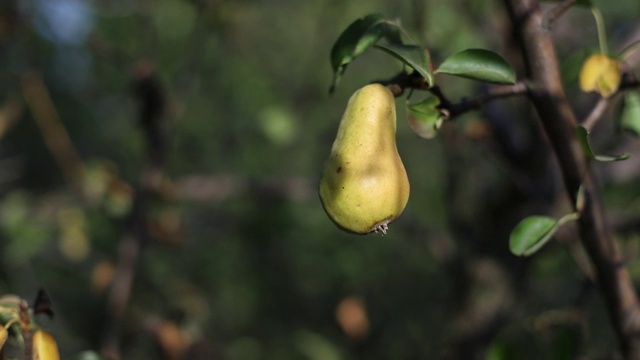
0,0,639,359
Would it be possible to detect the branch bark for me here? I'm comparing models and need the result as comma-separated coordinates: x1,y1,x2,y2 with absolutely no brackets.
446,82,528,118
504,0,640,357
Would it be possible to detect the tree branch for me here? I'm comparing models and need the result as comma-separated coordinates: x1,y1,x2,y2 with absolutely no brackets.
581,71,640,130
542,0,577,29
503,0,640,358
620,75,640,91
445,82,528,118
378,70,528,118
21,72,85,202
581,97,609,131
100,65,168,360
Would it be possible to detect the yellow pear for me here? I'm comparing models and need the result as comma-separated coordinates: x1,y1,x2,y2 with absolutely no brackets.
0,324,8,351
579,53,621,98
32,330,60,360
319,83,410,234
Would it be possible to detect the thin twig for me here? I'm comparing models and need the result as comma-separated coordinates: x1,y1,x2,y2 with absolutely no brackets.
620,40,640,61
581,97,609,131
376,70,528,115
0,94,23,139
21,72,85,202
620,73,640,91
581,71,640,130
19,300,31,360
447,82,528,118
543,0,577,29
101,215,145,360
100,66,168,360
374,71,427,97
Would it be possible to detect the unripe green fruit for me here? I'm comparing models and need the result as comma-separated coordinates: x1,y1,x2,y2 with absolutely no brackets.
319,84,410,234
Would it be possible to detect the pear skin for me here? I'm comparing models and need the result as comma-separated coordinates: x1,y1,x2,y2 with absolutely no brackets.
32,330,60,360
319,83,410,234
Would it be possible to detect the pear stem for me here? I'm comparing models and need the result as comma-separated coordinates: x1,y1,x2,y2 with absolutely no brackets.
591,6,608,55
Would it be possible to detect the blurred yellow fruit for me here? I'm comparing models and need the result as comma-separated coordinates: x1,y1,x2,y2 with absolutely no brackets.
32,330,60,360
579,53,621,98
0,324,8,350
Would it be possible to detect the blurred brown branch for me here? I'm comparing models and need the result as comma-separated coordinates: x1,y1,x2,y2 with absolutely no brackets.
543,0,577,29
504,0,640,358
380,71,529,118
21,72,85,201
100,66,167,360
174,174,314,203
100,65,175,360
0,94,23,139
581,97,609,131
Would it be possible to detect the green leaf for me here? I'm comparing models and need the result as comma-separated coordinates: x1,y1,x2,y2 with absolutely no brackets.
486,340,520,360
622,91,640,136
576,126,594,157
593,153,630,162
435,49,516,84
375,44,434,87
577,125,630,162
295,330,343,360
75,351,107,360
0,308,18,326
382,21,404,46
509,216,558,256
329,14,387,93
406,95,442,139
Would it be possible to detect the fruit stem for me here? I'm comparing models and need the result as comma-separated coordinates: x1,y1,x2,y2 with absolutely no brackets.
591,6,608,55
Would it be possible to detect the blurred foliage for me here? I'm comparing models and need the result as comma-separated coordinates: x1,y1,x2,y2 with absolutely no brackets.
0,0,638,359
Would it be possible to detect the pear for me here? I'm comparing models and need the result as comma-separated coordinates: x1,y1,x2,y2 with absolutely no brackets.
32,330,60,360
319,83,410,234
